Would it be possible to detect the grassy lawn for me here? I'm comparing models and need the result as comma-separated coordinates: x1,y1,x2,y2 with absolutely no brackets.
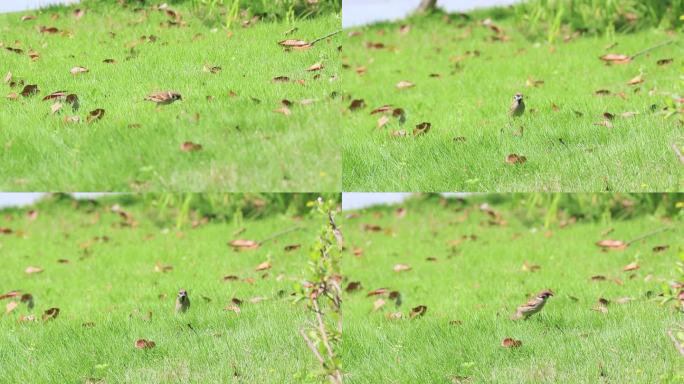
342,196,683,383
342,13,684,192
0,2,341,192
0,195,327,383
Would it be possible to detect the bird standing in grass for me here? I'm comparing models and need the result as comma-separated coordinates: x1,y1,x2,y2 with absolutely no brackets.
511,290,553,320
509,93,525,118
145,91,182,105
175,289,190,314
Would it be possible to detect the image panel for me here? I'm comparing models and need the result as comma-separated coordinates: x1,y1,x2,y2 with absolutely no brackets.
342,0,684,192
342,193,684,382
0,193,342,383
0,0,342,192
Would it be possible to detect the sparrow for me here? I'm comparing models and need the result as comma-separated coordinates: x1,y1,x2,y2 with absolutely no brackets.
175,289,190,314
145,91,182,105
509,93,525,118
511,290,553,320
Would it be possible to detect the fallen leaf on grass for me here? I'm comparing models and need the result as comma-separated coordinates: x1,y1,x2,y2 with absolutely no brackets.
413,122,431,136
273,106,291,116
594,119,613,128
505,154,527,165
349,99,365,111
521,261,540,272
70,66,89,75
86,109,105,123
278,39,310,48
653,245,669,252
6,301,18,314
63,116,80,124
345,281,361,293
501,338,522,348
272,76,290,83
39,26,60,34
396,80,414,89
202,65,221,74
657,58,673,66
42,307,59,321
594,89,611,96
73,8,85,20
50,103,62,114
627,74,644,86
600,54,631,64
377,115,390,128
592,298,609,314
66,94,79,110
228,239,259,250
306,62,323,72
21,84,39,97
623,262,639,272
255,261,271,271
42,91,67,101
103,59,116,64
393,264,411,272
367,288,388,297
25,266,43,274
154,262,173,273
21,15,36,21
409,305,427,319
596,239,627,250
224,305,241,314
284,244,300,252
180,141,202,152
134,339,155,349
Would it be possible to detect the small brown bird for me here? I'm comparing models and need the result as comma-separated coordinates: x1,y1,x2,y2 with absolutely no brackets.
175,289,190,314
509,93,525,117
511,290,553,320
145,91,182,105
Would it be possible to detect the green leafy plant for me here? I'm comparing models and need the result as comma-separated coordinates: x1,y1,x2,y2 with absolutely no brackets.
296,197,343,384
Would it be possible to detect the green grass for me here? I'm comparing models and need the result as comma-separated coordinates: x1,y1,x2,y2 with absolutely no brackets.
0,2,341,191
342,15,684,192
0,196,327,383
342,196,684,383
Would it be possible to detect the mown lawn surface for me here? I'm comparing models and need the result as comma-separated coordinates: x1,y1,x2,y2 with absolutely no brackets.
0,2,341,191
342,14,683,192
0,197,322,383
342,197,683,383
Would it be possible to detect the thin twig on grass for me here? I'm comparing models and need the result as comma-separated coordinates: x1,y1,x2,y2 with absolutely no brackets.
310,30,342,46
626,227,672,246
259,226,303,244
631,40,675,60
671,143,684,165
668,328,684,357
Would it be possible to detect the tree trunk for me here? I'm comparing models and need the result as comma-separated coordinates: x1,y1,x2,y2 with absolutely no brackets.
417,0,438,12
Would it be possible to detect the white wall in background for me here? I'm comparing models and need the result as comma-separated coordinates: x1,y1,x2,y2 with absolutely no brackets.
0,0,79,13
342,193,469,210
0,193,113,209
343,0,521,28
